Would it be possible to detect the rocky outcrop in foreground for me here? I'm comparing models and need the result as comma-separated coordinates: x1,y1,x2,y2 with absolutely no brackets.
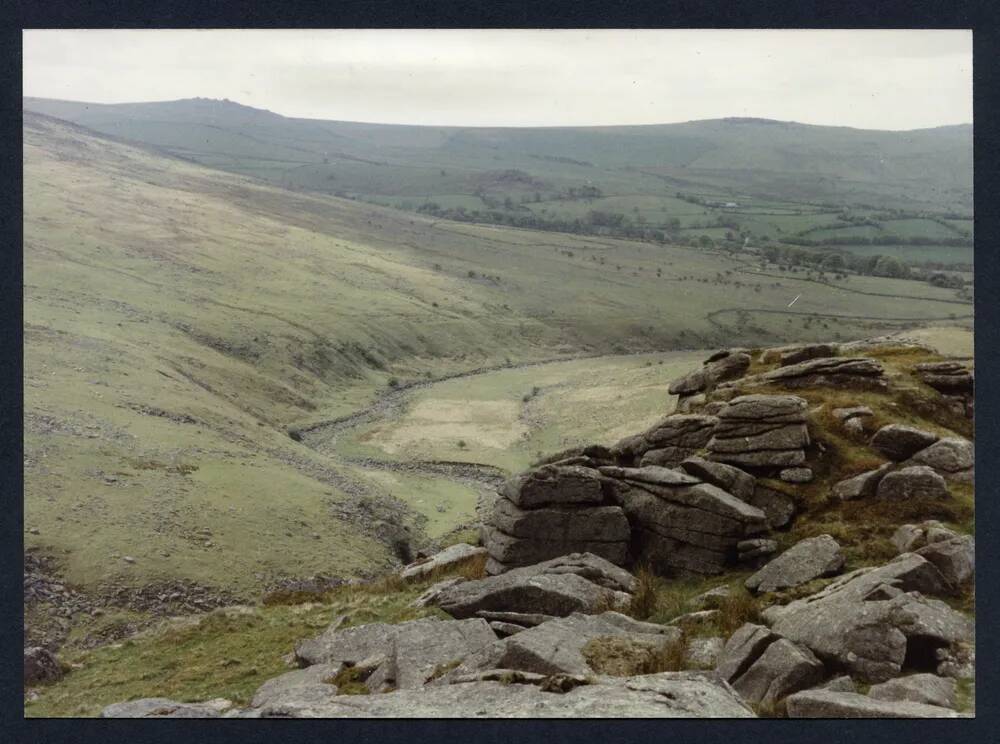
101,542,970,719
91,338,974,718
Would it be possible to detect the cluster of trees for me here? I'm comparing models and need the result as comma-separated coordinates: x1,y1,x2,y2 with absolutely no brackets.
783,234,972,248
415,202,670,243
759,243,911,278
564,185,603,199
926,272,968,290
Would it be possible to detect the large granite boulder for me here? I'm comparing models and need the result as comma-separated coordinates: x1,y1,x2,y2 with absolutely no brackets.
875,466,950,501
601,466,767,574
904,438,974,482
295,617,497,689
915,535,975,589
296,620,403,668
785,690,960,718
870,424,940,462
491,498,628,543
684,636,725,669
745,535,845,594
715,623,823,707
24,647,63,686
494,611,681,676
485,465,629,572
433,554,634,619
255,671,756,718
716,623,781,681
729,638,824,708
503,465,605,508
720,356,886,394
483,525,628,570
868,673,957,709
707,395,810,469
762,554,973,682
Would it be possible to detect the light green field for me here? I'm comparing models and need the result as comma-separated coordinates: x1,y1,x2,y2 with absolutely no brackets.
338,352,704,473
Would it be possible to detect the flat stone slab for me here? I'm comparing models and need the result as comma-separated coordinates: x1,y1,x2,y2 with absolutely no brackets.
605,472,767,525
401,543,486,580
251,664,343,708
490,498,629,542
785,690,960,718
497,611,680,676
717,394,808,421
868,673,957,709
102,698,233,718
433,553,634,619
295,617,497,686
256,672,756,718
483,525,627,568
761,357,885,389
707,424,809,453
598,465,701,487
503,465,605,508
679,457,756,501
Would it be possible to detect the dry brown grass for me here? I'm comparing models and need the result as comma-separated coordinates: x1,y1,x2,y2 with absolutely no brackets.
644,634,688,673
582,636,670,676
713,589,763,636
395,550,489,589
582,633,690,676
626,565,660,620
329,665,372,695
261,587,337,607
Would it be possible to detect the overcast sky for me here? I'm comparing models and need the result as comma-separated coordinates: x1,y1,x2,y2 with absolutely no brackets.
23,29,972,130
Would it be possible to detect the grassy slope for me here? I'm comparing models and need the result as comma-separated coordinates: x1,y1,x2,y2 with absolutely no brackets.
24,112,972,600
22,97,973,272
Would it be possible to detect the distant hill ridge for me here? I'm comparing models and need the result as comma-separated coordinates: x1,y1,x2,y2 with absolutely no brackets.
22,96,972,212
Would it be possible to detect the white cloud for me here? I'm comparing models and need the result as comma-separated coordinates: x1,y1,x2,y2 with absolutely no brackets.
23,29,972,130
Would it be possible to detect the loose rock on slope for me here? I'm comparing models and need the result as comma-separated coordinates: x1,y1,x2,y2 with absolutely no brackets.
745,535,845,594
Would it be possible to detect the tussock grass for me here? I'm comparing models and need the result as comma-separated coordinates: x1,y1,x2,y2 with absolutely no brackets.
626,565,660,620
330,665,372,695
398,551,488,587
